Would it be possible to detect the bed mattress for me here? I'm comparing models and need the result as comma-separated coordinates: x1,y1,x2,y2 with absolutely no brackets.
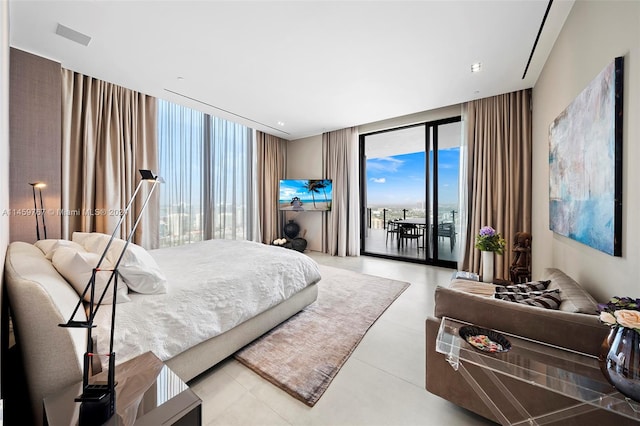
93,239,321,366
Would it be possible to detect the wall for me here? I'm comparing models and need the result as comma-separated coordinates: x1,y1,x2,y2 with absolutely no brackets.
1,0,10,398
287,104,462,253
9,48,62,243
286,135,324,252
358,104,461,135
532,0,639,300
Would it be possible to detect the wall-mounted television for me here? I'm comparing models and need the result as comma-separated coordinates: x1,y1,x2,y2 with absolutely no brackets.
279,179,332,211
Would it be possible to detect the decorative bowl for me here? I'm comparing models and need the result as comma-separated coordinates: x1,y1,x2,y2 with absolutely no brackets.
459,325,511,353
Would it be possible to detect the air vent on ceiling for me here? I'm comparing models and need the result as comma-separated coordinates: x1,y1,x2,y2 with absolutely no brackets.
55,23,92,46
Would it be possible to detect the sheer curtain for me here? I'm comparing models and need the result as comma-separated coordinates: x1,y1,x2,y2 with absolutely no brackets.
61,69,158,248
461,90,532,279
157,100,255,247
256,131,287,244
322,127,360,256
157,101,205,246
457,108,469,270
208,116,255,240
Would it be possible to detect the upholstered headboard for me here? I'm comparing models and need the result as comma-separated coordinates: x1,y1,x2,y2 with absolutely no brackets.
4,241,87,425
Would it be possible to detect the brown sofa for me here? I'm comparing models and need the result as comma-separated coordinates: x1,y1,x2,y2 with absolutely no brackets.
425,268,636,425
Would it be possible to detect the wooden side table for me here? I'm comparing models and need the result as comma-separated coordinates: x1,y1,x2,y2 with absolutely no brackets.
43,351,201,425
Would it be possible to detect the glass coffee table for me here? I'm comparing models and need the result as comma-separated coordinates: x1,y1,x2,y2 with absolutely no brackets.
436,317,640,425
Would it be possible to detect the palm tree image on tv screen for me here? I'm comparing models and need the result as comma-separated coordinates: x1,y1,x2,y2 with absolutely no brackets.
279,179,332,211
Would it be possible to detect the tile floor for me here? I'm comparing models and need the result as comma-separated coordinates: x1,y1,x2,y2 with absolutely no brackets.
189,252,495,426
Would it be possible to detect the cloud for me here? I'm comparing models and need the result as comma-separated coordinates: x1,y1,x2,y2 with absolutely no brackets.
366,157,404,173
370,177,386,183
280,188,297,199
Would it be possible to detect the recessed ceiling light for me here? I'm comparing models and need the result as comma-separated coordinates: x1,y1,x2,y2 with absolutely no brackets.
471,62,482,73
277,121,285,126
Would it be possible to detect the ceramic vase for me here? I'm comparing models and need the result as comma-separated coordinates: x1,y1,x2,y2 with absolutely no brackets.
599,325,640,402
283,220,300,239
481,251,494,283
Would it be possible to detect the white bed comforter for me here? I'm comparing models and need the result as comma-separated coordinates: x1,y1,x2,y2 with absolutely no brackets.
93,239,321,366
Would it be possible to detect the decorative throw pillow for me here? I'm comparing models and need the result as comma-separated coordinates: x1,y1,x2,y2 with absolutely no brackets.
544,268,599,314
494,280,551,293
51,246,130,304
73,232,168,294
495,288,560,302
516,291,562,310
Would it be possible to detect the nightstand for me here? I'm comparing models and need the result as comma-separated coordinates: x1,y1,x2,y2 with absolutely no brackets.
43,351,201,425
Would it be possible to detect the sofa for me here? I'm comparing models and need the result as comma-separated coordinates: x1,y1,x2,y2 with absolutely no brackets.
425,268,635,425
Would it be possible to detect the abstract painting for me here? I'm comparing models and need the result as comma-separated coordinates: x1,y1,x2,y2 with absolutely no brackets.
549,57,623,256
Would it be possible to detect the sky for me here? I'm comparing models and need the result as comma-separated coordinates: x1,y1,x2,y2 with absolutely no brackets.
366,148,460,207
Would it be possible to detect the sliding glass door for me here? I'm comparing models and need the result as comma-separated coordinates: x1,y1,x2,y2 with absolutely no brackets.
432,120,461,265
360,117,461,267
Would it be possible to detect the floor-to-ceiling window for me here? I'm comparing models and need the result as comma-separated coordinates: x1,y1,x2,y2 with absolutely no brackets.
157,99,255,247
360,117,461,267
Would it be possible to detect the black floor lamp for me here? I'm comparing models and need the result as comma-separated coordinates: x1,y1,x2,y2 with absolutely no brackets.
58,169,163,425
29,181,47,240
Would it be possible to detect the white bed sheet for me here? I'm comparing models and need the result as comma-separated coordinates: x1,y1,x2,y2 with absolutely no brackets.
93,239,321,366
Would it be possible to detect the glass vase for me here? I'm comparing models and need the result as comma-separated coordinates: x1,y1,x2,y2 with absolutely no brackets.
598,325,640,402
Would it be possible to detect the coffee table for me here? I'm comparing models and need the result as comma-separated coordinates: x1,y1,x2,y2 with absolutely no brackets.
436,317,640,425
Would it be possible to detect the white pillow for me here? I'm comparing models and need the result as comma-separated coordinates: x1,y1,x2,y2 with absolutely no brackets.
72,232,113,259
72,232,168,294
107,239,168,294
70,232,95,248
51,246,130,304
34,239,60,256
34,239,86,260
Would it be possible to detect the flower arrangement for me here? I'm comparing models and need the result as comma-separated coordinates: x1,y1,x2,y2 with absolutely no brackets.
598,296,640,333
474,226,506,254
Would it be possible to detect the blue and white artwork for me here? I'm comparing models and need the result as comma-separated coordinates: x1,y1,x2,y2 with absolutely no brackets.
549,57,623,256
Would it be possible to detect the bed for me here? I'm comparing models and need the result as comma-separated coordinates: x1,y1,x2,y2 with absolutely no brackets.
4,235,321,425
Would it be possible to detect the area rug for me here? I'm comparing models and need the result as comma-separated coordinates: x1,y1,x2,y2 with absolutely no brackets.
234,264,410,406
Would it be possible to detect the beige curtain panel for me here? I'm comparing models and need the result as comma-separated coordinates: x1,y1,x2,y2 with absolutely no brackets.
61,69,158,248
256,131,287,244
322,127,360,257
462,89,532,279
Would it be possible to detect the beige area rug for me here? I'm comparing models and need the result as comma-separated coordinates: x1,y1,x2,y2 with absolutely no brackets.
234,264,410,407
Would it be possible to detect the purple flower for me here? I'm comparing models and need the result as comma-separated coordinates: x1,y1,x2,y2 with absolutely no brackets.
479,226,496,237
475,225,506,254
598,296,640,313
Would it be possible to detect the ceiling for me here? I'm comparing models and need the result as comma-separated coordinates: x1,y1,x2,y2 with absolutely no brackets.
9,0,574,140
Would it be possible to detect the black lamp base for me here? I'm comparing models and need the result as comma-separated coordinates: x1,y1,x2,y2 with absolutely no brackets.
75,352,117,426
77,384,115,425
